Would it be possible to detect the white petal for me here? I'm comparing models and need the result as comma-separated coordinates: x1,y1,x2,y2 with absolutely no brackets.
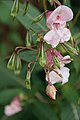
62,55,71,64
47,5,73,24
60,67,70,84
4,104,22,116
46,70,62,84
58,28,71,43
44,30,60,48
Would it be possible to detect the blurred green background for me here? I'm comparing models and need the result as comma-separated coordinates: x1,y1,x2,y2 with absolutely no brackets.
0,0,80,120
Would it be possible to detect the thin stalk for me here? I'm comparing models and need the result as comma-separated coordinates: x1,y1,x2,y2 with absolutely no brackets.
43,0,47,11
72,10,80,29
14,46,38,54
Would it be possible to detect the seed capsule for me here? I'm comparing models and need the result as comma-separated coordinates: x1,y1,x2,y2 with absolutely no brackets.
38,43,46,67
7,53,16,70
23,1,29,16
14,55,22,75
63,43,78,55
11,0,19,18
25,31,31,47
25,70,31,89
53,55,60,69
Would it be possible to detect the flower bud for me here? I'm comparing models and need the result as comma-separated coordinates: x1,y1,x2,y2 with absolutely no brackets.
38,43,46,67
53,55,60,69
25,31,31,47
11,0,19,18
14,56,22,75
7,53,16,70
63,43,78,55
23,1,28,16
25,70,31,89
46,84,57,100
32,12,45,24
48,0,61,6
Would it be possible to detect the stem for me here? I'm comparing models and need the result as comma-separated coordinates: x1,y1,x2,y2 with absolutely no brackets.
71,103,79,120
0,116,8,120
47,71,52,86
72,10,80,29
31,47,40,73
43,0,47,11
14,46,38,54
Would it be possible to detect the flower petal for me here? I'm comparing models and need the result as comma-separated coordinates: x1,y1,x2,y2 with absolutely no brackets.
62,55,71,64
46,66,70,85
46,70,62,84
4,105,22,116
60,67,70,84
44,30,60,48
47,5,73,25
58,28,71,43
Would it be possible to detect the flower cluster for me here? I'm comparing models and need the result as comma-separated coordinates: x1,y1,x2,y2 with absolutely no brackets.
44,5,73,100
44,5,73,48
4,96,22,116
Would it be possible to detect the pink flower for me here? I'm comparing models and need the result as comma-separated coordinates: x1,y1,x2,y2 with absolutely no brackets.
44,5,73,48
46,48,71,67
4,96,22,116
46,66,70,85
46,84,57,100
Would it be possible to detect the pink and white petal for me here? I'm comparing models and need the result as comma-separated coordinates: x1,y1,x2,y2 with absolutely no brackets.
44,30,60,48
59,28,71,43
62,55,71,64
46,50,53,67
4,105,14,116
4,104,22,116
46,70,62,84
47,5,73,24
46,11,53,29
60,67,70,84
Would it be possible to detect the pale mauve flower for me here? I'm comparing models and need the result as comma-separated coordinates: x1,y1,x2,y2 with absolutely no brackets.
4,96,22,116
46,66,70,85
46,84,57,100
44,5,73,48
46,48,71,67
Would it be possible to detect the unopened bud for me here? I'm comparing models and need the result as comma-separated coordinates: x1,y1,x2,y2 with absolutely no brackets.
38,43,46,67
25,31,31,47
48,0,61,6
14,55,22,75
23,1,28,16
53,55,60,69
11,0,19,18
46,84,57,100
7,53,16,70
25,70,31,89
63,43,78,55
32,11,46,24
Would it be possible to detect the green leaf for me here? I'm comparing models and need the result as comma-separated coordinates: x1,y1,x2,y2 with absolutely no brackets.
0,88,23,104
62,85,79,104
0,62,26,89
19,51,37,62
60,102,80,120
2,0,47,32
32,100,58,120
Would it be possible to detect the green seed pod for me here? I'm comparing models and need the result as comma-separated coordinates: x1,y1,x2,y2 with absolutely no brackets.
23,1,28,16
14,55,22,75
38,43,46,67
11,0,19,18
25,70,31,89
53,55,60,69
25,31,31,47
32,12,45,24
7,53,16,70
63,43,78,55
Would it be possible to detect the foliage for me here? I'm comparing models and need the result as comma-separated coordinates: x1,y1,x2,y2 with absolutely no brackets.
0,0,80,120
